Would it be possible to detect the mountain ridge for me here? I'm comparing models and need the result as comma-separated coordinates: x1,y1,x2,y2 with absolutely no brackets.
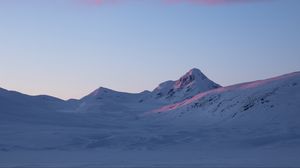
1,69,299,114
2,69,298,102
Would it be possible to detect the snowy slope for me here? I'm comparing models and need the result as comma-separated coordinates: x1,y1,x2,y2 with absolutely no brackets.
0,88,79,113
150,71,300,124
144,72,300,149
76,87,155,114
0,88,82,126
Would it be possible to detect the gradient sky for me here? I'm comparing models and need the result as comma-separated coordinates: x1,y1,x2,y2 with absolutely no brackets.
0,0,299,100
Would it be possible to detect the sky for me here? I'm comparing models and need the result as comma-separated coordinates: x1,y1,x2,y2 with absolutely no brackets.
0,0,299,100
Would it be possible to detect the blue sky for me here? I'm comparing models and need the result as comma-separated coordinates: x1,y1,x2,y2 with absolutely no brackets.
0,0,299,99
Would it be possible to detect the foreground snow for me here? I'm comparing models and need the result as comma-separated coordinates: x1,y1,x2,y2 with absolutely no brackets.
1,148,300,167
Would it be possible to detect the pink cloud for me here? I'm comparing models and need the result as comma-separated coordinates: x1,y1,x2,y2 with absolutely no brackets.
81,0,270,6
81,0,123,6
163,0,270,5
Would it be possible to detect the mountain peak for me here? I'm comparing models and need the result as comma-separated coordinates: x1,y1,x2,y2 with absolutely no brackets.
186,68,208,80
153,68,221,102
94,87,114,93
175,68,208,89
187,68,204,76
81,87,115,100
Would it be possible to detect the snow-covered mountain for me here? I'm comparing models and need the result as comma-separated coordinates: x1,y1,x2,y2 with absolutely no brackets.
77,87,152,113
0,87,80,113
76,68,220,114
1,69,300,167
148,72,300,129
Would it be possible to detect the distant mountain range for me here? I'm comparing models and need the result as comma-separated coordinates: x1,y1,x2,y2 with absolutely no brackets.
0,68,221,114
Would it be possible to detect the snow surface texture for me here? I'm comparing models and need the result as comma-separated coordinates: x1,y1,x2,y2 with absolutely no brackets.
0,68,300,167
